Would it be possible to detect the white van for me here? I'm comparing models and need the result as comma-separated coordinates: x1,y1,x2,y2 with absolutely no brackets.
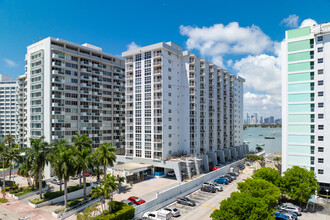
142,210,172,220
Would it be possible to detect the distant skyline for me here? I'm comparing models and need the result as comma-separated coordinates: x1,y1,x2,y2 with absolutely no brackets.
1,0,329,118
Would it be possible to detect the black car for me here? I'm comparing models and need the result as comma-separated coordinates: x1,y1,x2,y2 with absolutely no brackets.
239,164,245,170
176,197,196,206
201,185,216,193
225,173,237,180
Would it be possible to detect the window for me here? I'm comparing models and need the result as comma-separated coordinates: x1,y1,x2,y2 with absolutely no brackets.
318,125,324,130
318,80,323,85
318,114,324,119
317,36,323,41
318,91,324,96
135,62,141,70
318,158,324,163
135,54,142,61
135,70,141,77
168,84,171,88
145,59,151,68
168,76,172,80
318,147,324,152
318,58,323,63
145,76,151,84
318,69,324,74
318,103,324,108
168,68,172,72
168,93,172,97
318,169,324,174
318,136,324,141
145,68,151,76
145,52,151,59
318,47,323,52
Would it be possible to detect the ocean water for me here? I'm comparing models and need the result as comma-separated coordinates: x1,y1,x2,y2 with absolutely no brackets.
243,127,282,154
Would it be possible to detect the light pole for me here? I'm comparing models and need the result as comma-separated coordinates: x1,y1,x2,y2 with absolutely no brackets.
326,189,329,204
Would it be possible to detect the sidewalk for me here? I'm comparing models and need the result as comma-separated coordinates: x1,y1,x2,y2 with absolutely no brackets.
0,192,56,220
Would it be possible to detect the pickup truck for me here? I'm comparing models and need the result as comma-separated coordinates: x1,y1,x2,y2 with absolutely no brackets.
142,210,172,220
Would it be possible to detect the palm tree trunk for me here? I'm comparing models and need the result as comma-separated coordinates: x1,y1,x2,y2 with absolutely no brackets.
64,180,68,208
60,178,62,192
79,174,82,187
39,168,42,199
104,164,106,180
83,169,86,200
9,162,12,182
2,157,5,188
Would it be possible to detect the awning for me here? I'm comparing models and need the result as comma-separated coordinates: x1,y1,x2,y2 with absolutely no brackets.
111,162,153,174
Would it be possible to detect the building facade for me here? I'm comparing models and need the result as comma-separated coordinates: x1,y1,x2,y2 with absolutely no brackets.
0,74,18,143
122,42,245,166
282,23,330,189
20,37,125,176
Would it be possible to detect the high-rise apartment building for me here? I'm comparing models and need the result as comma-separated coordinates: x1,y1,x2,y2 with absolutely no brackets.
282,23,330,190
20,37,125,176
0,74,18,143
122,42,245,164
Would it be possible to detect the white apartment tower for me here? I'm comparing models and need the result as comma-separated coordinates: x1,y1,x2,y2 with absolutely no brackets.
122,42,245,166
20,37,125,155
282,23,330,190
0,74,18,143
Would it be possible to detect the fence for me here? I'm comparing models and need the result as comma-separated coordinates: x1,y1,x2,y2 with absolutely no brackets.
134,159,245,217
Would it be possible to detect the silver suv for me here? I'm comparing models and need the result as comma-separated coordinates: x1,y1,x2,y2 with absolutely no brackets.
203,182,223,191
278,203,302,216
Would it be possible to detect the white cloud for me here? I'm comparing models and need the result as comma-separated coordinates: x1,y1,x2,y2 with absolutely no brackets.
179,22,274,57
300,18,317,28
126,42,141,51
211,56,224,68
281,15,300,28
244,92,282,119
227,59,233,67
233,54,282,96
3,58,18,67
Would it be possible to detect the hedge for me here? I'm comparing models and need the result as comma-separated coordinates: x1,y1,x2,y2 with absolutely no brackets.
95,201,135,220
30,183,90,204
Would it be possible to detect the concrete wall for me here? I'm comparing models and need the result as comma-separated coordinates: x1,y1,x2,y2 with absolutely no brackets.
9,185,49,200
134,159,245,217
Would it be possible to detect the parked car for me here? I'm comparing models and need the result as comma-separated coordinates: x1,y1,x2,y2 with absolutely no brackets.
203,182,223,191
226,173,237,180
214,178,228,185
219,175,232,183
239,164,245,170
228,172,239,177
50,178,62,185
167,171,176,177
278,203,302,216
279,210,297,220
128,196,146,205
121,199,136,207
274,212,289,220
176,197,196,206
70,175,79,180
209,166,218,171
143,210,172,220
201,184,216,193
162,206,180,217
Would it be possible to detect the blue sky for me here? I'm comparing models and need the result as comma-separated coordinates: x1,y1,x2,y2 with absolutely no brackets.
0,0,329,118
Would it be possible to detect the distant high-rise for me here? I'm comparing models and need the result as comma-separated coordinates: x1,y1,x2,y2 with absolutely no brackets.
0,74,18,143
269,116,275,124
282,23,330,190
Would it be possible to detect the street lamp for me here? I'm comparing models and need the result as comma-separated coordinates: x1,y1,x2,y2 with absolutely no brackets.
326,189,329,204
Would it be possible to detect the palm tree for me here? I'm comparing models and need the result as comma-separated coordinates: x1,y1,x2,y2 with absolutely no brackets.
273,156,282,172
3,135,15,149
72,133,92,186
75,146,92,200
54,144,76,208
95,142,117,180
24,137,50,199
6,144,20,182
89,154,103,183
49,139,69,192
104,175,120,213
91,184,109,212
0,142,10,187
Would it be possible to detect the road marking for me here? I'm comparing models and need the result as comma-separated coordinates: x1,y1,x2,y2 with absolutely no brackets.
205,206,218,210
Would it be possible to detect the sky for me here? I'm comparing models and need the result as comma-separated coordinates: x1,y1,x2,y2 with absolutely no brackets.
0,0,329,119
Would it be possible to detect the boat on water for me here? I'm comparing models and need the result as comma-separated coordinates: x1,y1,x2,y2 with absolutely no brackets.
256,143,265,146
259,134,263,136
264,136,275,139
248,134,252,136
243,140,250,144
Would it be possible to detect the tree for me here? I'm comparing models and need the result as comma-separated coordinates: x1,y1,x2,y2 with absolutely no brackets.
24,137,50,199
256,146,263,152
3,135,15,149
281,166,319,205
53,143,76,208
6,144,20,182
49,139,69,192
72,133,92,186
89,154,103,183
210,192,273,220
95,142,117,180
75,146,92,200
245,155,265,168
77,202,100,220
238,178,281,211
252,167,281,187
0,142,10,187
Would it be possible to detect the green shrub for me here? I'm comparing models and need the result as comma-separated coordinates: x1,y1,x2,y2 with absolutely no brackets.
0,198,8,203
5,184,19,192
67,198,84,207
54,208,65,214
95,202,134,220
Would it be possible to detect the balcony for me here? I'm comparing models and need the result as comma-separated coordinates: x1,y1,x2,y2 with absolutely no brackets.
52,78,62,83
52,53,65,59
81,75,91,80
52,62,65,68
52,86,65,91
153,51,161,57
81,61,92,66
52,103,65,107
52,70,65,75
